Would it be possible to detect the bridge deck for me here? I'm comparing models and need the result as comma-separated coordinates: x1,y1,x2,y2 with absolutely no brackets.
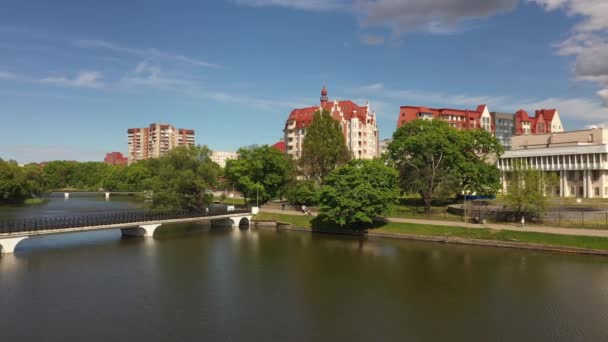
0,207,252,238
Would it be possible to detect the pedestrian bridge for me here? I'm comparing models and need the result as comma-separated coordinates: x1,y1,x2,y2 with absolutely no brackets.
0,206,253,254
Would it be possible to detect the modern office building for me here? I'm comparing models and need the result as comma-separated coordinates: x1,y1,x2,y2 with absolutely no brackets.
498,127,608,198
211,151,239,168
491,112,516,150
284,87,379,159
103,152,128,166
127,123,195,164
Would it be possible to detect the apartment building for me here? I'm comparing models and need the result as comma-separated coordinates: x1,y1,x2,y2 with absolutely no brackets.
127,123,195,164
211,151,239,168
284,87,379,159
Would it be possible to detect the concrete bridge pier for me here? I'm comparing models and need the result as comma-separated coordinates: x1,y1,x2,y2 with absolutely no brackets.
64,192,70,200
105,192,110,200
121,224,162,238
0,236,29,254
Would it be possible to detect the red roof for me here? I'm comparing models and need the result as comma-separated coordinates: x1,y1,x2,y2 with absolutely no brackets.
271,141,286,153
397,105,484,129
285,89,370,130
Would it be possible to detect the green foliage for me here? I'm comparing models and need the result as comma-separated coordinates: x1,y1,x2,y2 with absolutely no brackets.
503,161,558,217
299,109,350,183
144,146,221,212
0,159,47,203
387,119,503,213
224,145,293,204
318,159,400,228
285,180,319,205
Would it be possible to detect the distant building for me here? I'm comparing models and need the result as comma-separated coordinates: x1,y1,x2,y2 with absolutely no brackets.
398,104,493,131
498,127,608,198
127,123,195,164
491,112,516,150
104,152,128,166
379,139,392,156
397,104,564,149
211,151,238,168
284,86,379,159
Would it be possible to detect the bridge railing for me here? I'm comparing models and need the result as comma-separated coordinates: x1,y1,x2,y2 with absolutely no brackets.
0,205,251,234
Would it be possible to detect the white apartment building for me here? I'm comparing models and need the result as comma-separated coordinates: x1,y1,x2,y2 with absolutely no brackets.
127,123,195,164
284,87,379,159
498,127,608,198
211,151,239,168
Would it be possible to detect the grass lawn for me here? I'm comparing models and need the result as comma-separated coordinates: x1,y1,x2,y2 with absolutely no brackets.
214,197,246,205
254,212,608,251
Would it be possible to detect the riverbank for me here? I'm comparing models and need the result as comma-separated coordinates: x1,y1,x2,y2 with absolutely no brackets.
254,212,608,256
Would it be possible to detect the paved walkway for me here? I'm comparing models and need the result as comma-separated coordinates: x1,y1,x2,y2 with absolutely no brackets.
259,208,608,238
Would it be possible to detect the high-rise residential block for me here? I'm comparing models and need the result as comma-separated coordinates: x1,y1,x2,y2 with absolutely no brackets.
127,123,195,164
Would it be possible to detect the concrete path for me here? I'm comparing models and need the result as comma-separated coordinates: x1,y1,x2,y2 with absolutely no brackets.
259,207,608,238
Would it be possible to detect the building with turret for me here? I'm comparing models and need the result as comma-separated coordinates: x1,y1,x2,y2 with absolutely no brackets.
283,87,379,159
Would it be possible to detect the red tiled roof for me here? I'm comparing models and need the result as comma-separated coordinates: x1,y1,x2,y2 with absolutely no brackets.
271,141,286,153
286,100,369,129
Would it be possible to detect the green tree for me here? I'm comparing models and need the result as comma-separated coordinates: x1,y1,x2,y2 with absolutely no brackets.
285,180,319,206
299,109,350,183
0,159,29,203
387,119,503,214
318,159,399,228
145,145,221,212
224,145,293,204
504,161,557,217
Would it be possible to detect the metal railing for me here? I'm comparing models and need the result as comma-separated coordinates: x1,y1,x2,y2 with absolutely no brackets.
0,206,251,234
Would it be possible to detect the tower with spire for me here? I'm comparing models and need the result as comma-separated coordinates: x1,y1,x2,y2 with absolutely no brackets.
320,85,328,105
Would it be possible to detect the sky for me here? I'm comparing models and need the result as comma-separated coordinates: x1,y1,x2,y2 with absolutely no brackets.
1,0,608,163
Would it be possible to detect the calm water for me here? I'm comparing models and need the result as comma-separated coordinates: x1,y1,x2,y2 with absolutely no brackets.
1,197,608,341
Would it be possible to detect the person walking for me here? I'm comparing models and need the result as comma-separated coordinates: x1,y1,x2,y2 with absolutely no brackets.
521,216,525,229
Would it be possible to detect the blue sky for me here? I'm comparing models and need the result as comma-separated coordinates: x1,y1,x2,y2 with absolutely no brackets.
1,0,608,163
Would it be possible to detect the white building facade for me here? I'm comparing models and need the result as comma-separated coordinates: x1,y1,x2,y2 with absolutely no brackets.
284,87,379,159
211,151,239,168
498,128,608,198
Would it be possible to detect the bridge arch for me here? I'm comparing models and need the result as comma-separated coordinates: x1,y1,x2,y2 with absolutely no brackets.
237,217,250,230
0,236,29,254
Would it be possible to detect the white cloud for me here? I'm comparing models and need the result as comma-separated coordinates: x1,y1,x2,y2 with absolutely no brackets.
360,33,385,45
232,0,347,11
235,0,518,38
598,89,608,106
40,71,104,88
531,0,608,106
75,39,220,68
120,61,197,90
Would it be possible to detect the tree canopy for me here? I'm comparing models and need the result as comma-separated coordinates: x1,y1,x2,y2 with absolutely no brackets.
299,109,350,183
0,159,47,203
504,161,557,218
224,145,293,204
387,119,503,213
318,159,399,228
143,145,221,212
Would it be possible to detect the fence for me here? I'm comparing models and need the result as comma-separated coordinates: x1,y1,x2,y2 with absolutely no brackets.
448,205,608,228
0,206,251,234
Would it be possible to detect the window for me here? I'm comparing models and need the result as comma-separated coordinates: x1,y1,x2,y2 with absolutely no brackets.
588,134,594,143
595,188,600,196
567,171,575,181
579,187,584,197
592,170,600,181
570,187,576,196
